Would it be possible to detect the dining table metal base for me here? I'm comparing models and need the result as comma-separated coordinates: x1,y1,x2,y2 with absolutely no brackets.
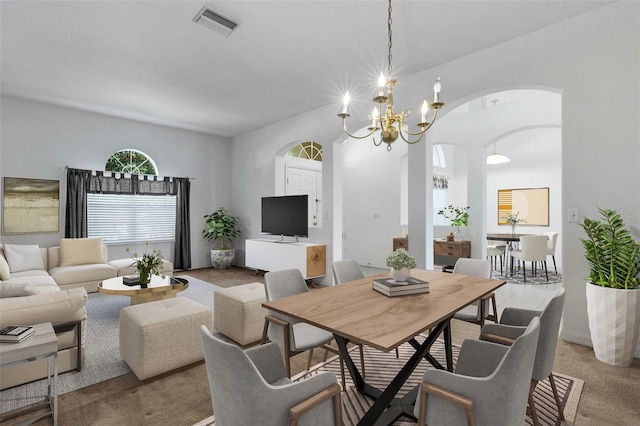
335,319,453,426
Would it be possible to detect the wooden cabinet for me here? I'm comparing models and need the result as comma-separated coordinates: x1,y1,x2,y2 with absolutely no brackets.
245,239,326,279
433,240,471,258
393,237,409,251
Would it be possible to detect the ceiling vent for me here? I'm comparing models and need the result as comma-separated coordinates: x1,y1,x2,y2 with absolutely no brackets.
193,6,238,37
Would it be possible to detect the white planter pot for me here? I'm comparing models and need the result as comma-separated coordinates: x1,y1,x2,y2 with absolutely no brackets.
585,282,640,367
391,268,410,283
210,248,235,270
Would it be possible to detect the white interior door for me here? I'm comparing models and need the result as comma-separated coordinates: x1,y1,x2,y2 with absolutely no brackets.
286,166,321,228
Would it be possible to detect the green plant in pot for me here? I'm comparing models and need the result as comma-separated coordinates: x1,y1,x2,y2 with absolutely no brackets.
203,207,240,270
438,205,469,241
580,207,640,366
386,248,417,283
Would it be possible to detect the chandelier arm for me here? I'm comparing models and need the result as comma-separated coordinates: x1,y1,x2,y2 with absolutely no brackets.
372,136,383,146
341,118,378,140
398,128,425,145
402,107,440,136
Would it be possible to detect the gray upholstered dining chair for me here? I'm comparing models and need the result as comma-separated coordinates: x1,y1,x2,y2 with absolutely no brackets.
511,235,549,282
414,317,540,426
200,326,343,426
332,259,395,363
261,268,345,387
480,287,566,426
452,258,498,326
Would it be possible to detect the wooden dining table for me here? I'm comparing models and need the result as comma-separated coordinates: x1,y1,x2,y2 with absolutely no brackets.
262,269,506,425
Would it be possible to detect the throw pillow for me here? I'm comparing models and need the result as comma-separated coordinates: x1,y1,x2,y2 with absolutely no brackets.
0,282,38,298
0,255,10,280
60,237,106,266
3,244,45,273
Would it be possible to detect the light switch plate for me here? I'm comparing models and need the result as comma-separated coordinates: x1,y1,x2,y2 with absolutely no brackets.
568,208,580,222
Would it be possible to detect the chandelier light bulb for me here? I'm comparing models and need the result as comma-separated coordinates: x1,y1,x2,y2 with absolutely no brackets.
421,100,429,122
377,72,386,96
342,91,350,114
371,107,379,127
433,78,442,103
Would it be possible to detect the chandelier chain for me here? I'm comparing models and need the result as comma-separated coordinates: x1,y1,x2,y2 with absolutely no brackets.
387,0,393,76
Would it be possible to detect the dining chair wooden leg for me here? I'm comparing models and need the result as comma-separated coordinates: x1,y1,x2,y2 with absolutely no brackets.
543,260,549,281
358,344,366,377
552,255,557,274
306,348,315,371
548,373,565,420
528,380,540,426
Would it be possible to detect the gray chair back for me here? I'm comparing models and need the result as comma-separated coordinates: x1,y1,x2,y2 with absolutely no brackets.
264,268,308,346
532,288,565,380
332,259,365,284
454,317,540,426
517,235,548,262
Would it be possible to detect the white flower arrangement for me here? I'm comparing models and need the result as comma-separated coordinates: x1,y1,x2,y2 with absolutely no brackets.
386,248,417,270
503,211,525,225
126,243,164,284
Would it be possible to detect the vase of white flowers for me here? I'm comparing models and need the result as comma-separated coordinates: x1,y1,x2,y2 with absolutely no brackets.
126,244,164,288
503,211,525,236
386,248,417,282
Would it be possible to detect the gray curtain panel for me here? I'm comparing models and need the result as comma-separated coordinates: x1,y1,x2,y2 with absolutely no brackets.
65,168,92,238
173,178,191,270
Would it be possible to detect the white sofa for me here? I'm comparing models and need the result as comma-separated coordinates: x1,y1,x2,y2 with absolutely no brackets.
0,239,173,389
0,244,88,389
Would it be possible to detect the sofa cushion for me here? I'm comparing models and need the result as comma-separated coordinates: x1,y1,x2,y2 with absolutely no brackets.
0,287,87,328
0,255,9,281
3,244,45,273
0,282,38,298
49,263,117,286
60,237,106,266
6,272,59,290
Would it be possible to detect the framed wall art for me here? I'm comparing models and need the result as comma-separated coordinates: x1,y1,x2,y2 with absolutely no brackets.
498,187,549,226
2,177,60,234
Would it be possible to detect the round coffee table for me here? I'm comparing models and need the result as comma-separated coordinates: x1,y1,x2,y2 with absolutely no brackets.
98,275,188,305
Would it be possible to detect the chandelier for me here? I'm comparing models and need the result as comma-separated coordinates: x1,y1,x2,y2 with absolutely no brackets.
338,0,445,151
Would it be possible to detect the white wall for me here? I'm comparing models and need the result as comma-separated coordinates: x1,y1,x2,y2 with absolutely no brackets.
230,3,640,354
0,96,232,269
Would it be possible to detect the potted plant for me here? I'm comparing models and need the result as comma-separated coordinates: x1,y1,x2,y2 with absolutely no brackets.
437,205,469,241
580,207,640,367
203,207,241,270
386,248,417,283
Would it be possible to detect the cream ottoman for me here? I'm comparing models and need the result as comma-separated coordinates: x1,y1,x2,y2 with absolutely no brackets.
214,282,267,345
108,258,174,277
119,297,211,380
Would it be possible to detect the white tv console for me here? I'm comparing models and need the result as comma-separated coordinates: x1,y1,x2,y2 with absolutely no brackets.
245,239,326,279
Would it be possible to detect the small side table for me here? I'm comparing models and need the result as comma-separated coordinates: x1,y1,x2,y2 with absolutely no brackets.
0,322,58,425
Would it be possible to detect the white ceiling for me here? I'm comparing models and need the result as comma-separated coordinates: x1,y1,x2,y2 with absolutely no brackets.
0,1,609,138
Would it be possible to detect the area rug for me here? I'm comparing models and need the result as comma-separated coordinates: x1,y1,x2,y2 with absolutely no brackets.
506,270,563,285
0,275,220,414
193,339,583,426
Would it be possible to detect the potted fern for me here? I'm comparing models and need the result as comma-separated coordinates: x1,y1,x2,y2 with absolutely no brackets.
580,207,640,366
203,207,240,269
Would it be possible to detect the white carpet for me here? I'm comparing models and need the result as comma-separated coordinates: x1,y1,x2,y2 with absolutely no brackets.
0,275,220,414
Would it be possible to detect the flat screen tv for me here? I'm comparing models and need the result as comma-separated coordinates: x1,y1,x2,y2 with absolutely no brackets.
261,195,308,238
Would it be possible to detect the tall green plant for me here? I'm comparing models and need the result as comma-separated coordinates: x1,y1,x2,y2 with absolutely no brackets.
579,208,640,289
203,208,240,250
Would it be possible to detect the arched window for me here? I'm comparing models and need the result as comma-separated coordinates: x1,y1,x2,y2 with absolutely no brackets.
88,149,175,244
286,141,323,162
105,149,158,175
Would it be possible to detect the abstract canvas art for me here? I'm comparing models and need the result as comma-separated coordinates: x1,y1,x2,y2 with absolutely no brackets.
2,177,60,234
498,187,549,226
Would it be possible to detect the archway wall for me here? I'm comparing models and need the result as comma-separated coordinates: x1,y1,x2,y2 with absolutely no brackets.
230,3,640,354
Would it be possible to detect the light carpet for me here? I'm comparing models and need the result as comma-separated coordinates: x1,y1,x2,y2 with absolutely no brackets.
194,340,583,426
0,275,220,414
